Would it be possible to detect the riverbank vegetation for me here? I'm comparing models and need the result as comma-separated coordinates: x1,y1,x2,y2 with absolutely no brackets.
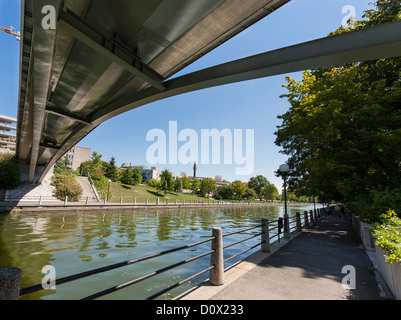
51,171,83,202
71,151,301,204
275,0,401,223
0,152,20,190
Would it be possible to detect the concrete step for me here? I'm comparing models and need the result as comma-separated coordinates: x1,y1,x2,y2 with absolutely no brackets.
76,176,100,202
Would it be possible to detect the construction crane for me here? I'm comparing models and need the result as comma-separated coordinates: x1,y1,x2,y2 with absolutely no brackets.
0,25,20,41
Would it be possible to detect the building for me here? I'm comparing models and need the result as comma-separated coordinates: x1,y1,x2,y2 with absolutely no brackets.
120,164,177,182
0,115,17,152
63,146,91,171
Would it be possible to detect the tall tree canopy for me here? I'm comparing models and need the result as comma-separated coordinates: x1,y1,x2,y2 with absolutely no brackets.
275,0,401,221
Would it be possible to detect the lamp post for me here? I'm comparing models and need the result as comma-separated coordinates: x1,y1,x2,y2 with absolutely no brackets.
279,164,290,217
107,179,111,202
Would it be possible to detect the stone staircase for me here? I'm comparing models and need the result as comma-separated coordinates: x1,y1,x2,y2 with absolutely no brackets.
76,176,100,202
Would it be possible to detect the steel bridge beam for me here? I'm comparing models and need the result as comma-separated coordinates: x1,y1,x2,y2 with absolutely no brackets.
35,21,401,183
59,9,166,91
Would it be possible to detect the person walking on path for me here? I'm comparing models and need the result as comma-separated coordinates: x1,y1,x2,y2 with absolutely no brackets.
326,205,332,217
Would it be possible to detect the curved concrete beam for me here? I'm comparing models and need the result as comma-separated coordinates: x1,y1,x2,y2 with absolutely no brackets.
37,21,401,183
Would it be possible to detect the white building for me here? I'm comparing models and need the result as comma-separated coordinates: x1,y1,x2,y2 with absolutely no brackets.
0,115,17,152
63,146,91,171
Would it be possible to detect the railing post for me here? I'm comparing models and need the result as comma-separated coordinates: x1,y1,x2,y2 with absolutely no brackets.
309,210,314,224
210,227,224,286
39,196,42,206
304,211,309,227
64,196,68,205
86,196,89,205
156,198,159,205
296,212,302,231
0,268,22,300
284,213,290,239
261,219,271,253
314,209,317,221
120,197,123,205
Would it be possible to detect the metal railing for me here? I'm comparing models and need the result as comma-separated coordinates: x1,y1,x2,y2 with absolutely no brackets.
18,209,325,300
0,194,288,207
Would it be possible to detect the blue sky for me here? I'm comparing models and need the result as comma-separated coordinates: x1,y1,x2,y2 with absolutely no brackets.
0,0,373,190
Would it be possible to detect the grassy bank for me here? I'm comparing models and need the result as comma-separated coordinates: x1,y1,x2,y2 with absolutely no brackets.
109,182,210,203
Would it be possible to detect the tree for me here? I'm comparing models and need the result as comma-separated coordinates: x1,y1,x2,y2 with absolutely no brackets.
261,183,279,202
104,157,120,182
274,0,401,221
120,168,134,185
181,176,190,190
231,181,246,200
244,188,258,200
213,185,235,200
132,168,143,186
160,169,175,195
248,175,269,199
200,178,217,198
174,178,182,195
190,178,200,195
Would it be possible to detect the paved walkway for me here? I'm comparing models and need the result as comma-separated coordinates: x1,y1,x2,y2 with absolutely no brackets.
209,214,381,300
179,213,384,300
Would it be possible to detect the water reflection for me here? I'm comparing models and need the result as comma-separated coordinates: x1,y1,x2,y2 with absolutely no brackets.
0,205,314,300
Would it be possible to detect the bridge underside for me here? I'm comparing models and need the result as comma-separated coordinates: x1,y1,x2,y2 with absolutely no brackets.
16,0,401,184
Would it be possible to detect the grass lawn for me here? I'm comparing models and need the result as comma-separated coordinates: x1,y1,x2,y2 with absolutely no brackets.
109,182,212,204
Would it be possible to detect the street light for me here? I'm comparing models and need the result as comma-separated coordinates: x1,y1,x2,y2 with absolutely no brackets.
278,164,290,217
107,179,112,202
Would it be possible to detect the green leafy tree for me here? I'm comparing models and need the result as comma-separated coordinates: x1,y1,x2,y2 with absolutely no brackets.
120,168,134,185
248,175,269,199
213,185,235,200
274,1,401,221
200,178,217,198
104,157,120,182
174,178,182,195
261,183,279,202
244,188,258,200
231,181,246,200
132,168,143,186
181,176,190,190
190,177,200,195
160,169,175,195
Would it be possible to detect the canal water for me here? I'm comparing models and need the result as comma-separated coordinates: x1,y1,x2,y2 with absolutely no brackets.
0,205,315,300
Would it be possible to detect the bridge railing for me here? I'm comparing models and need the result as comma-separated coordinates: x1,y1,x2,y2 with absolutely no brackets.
11,210,325,300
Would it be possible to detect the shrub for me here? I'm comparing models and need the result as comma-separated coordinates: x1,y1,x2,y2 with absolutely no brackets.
0,153,20,190
349,188,401,223
93,176,111,200
371,210,401,264
52,172,83,202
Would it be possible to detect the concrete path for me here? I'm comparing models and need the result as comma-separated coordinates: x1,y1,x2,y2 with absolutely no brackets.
209,215,382,300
